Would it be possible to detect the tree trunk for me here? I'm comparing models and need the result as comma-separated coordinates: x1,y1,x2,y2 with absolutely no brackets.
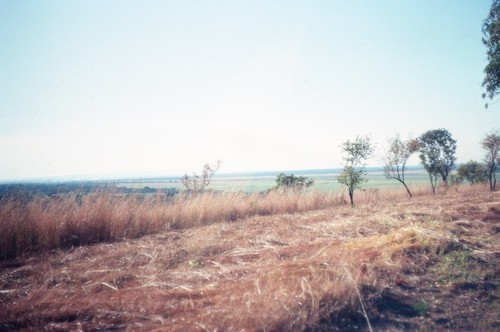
402,182,412,198
348,189,354,206
428,173,436,194
489,169,493,190
493,171,497,191
488,164,497,191
395,178,412,198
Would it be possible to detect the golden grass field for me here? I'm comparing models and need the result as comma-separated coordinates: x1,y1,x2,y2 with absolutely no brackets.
0,185,499,331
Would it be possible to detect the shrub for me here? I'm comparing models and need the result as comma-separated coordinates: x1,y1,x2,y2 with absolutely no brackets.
275,173,314,191
456,161,487,185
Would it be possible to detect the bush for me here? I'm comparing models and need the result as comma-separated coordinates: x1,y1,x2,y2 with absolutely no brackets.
275,173,314,191
456,161,487,185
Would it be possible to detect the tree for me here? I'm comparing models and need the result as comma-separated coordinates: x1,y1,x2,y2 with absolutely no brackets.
181,160,221,194
275,173,314,191
384,134,420,198
481,130,500,190
337,136,374,205
456,161,488,185
482,0,500,108
419,129,457,193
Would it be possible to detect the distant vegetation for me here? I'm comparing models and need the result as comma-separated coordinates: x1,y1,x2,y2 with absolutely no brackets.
0,182,178,201
274,173,314,191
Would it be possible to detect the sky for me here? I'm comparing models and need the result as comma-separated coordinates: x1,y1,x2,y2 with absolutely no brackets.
1,1,499,181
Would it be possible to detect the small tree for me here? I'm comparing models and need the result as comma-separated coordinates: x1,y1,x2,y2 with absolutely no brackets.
275,173,314,191
419,129,457,193
456,161,488,185
481,130,500,190
337,136,374,206
181,160,221,194
384,134,420,198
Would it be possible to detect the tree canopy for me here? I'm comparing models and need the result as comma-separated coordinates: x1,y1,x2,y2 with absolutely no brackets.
419,129,457,193
482,0,500,107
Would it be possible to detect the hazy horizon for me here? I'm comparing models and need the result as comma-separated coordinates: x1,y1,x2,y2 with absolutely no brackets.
0,164,428,183
1,1,499,181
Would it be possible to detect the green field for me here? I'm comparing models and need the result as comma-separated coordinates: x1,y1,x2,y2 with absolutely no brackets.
116,169,432,193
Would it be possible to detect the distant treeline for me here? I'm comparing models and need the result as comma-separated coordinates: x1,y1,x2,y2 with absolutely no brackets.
0,182,179,200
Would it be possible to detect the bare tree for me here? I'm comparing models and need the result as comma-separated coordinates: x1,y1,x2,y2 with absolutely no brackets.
384,134,419,198
181,161,221,194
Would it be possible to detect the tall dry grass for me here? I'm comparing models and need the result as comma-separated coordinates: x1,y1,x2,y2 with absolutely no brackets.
0,190,340,260
1,182,489,261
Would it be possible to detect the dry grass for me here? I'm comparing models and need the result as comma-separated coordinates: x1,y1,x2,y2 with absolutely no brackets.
0,189,345,260
0,184,486,260
1,184,499,330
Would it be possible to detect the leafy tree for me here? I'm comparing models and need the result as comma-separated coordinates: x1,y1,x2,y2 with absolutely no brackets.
481,130,500,190
337,136,374,205
181,160,221,194
383,134,420,198
275,173,314,191
419,129,457,193
456,161,488,185
482,0,500,108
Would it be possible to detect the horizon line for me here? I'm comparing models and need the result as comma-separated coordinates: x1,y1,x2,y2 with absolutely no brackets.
0,165,428,184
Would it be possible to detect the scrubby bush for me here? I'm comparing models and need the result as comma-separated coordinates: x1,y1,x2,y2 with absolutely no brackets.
275,173,314,191
456,161,487,185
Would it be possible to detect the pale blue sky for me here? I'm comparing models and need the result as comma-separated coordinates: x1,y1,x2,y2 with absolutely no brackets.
1,1,498,180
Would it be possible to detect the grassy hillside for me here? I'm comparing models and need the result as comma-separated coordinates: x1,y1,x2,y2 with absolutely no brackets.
0,186,499,331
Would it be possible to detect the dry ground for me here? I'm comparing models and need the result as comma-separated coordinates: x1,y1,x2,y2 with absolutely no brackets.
1,189,499,331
